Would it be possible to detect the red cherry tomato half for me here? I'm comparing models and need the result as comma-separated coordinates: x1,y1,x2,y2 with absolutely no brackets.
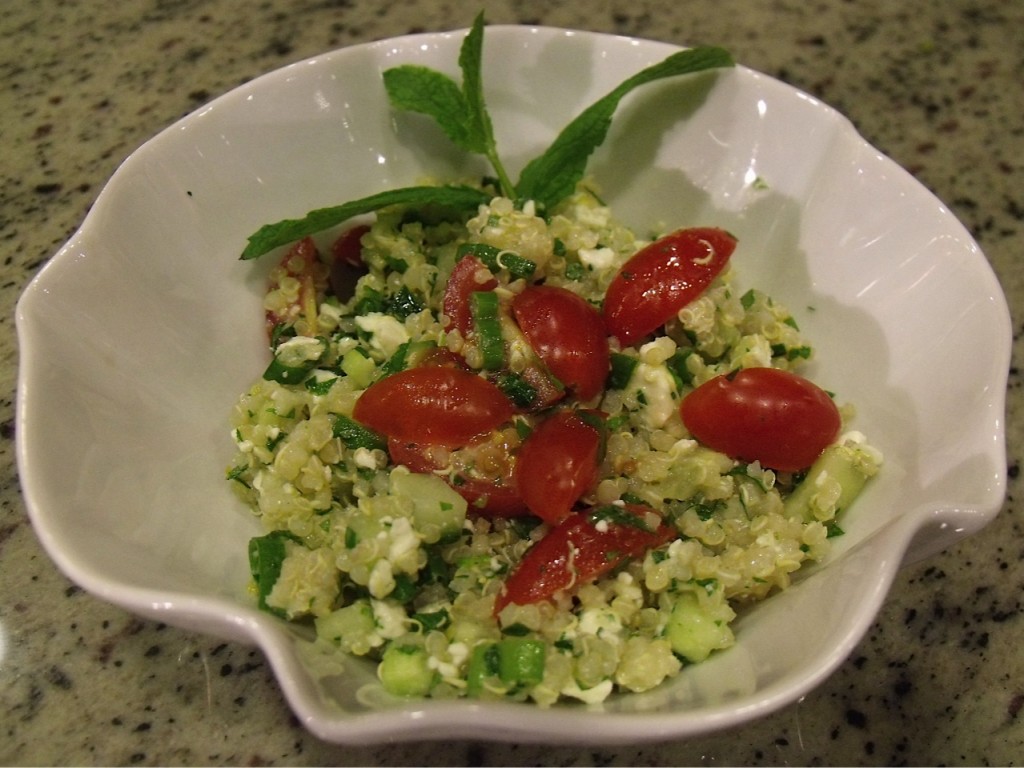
353,367,514,448
603,227,737,346
442,254,498,337
511,285,610,401
331,224,370,268
387,438,527,517
494,504,675,613
514,410,603,525
329,225,370,300
680,367,841,472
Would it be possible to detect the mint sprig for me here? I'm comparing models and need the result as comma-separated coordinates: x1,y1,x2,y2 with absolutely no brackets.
240,15,733,260
241,185,490,260
381,12,514,195
515,45,734,211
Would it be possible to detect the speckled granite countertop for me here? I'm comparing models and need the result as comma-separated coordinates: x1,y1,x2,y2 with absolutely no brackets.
2,0,1021,764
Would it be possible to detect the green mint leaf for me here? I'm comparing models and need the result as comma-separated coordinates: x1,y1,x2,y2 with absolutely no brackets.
516,46,734,210
459,13,515,195
458,11,492,155
383,13,514,197
382,65,478,151
240,185,489,259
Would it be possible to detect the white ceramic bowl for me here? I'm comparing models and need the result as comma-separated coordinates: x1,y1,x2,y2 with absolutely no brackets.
16,25,1011,744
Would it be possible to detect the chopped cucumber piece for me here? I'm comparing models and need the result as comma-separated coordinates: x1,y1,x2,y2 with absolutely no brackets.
390,469,468,543
467,637,546,696
467,642,501,697
783,440,879,522
341,347,376,388
315,600,376,646
379,644,437,697
666,592,733,664
497,637,546,687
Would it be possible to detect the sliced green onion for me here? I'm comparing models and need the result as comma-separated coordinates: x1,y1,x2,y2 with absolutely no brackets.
458,243,536,280
470,290,505,370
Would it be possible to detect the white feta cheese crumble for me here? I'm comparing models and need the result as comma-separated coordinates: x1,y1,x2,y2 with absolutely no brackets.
354,312,410,357
274,335,325,367
371,599,408,639
578,246,617,271
634,362,678,429
561,677,614,704
577,607,625,645
367,558,395,598
353,447,383,470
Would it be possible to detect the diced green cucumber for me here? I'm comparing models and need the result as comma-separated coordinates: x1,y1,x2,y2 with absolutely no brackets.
315,600,376,645
666,592,733,664
340,347,376,388
497,637,546,687
467,638,547,696
783,442,874,522
378,644,437,697
390,470,468,543
466,642,501,696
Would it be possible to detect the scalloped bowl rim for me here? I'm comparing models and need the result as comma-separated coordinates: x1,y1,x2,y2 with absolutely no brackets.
15,25,1010,744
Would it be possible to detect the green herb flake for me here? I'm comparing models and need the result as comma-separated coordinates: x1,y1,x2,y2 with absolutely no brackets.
606,352,639,390
587,504,655,533
248,532,296,616
496,372,538,408
226,465,250,488
412,609,450,632
331,414,387,452
305,376,337,396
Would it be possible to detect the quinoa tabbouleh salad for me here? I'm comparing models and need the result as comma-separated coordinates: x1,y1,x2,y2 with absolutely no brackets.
226,16,882,706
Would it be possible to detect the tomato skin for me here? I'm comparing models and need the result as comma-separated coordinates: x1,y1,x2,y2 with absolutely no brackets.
353,367,514,448
680,367,841,472
514,410,602,525
494,504,675,613
603,227,737,346
387,438,528,517
329,224,370,300
515,361,567,412
443,254,498,337
331,224,370,268
511,285,610,401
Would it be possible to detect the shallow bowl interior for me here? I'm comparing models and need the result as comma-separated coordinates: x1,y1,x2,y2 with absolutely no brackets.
16,25,1010,744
